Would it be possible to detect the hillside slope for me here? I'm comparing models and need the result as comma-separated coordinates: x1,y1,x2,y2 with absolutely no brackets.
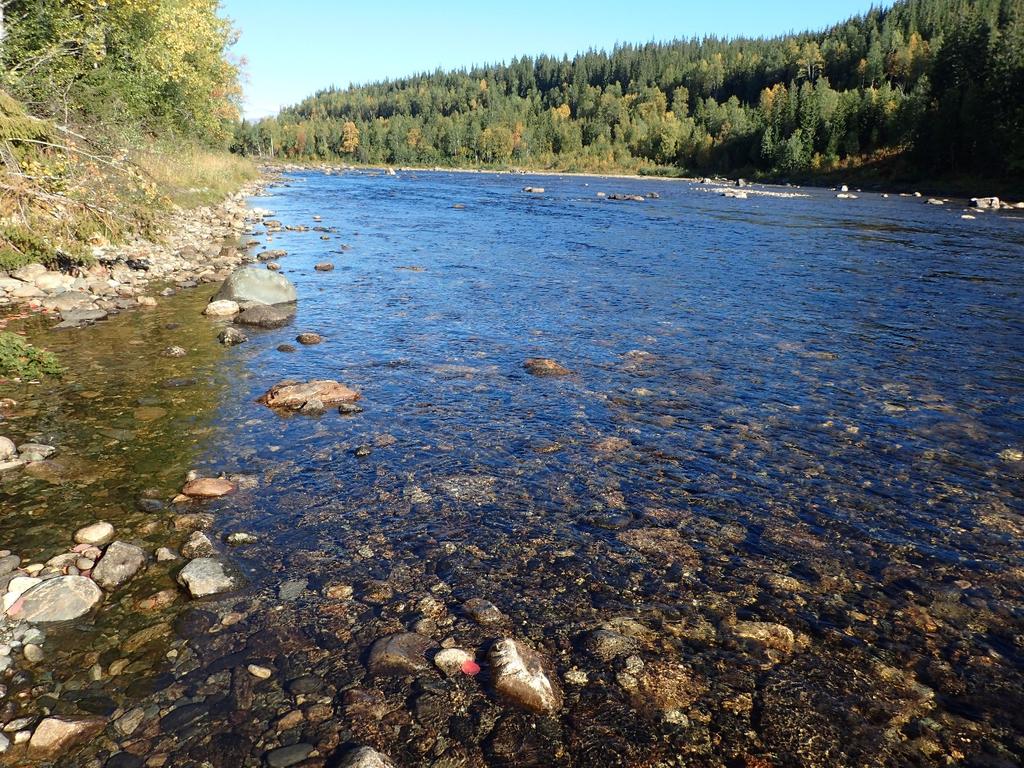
234,0,1023,184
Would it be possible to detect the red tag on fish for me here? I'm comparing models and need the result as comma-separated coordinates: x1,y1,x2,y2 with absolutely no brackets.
461,659,481,676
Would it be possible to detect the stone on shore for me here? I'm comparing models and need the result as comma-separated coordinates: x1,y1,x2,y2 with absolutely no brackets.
12,576,103,622
488,638,563,714
258,380,360,411
74,521,114,546
204,299,240,317
213,267,296,305
524,358,570,377
181,477,236,498
92,541,146,590
177,558,236,598
28,716,105,760
235,303,296,328
338,746,397,768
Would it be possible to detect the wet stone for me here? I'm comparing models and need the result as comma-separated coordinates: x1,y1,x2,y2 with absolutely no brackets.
74,521,114,546
177,558,237,598
287,674,323,695
462,597,506,625
338,746,397,768
160,702,207,731
489,638,563,714
265,743,314,767
92,541,147,590
12,576,102,622
367,632,434,675
28,716,105,760
581,628,640,662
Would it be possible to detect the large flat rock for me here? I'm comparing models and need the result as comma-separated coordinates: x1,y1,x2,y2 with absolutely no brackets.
12,576,103,622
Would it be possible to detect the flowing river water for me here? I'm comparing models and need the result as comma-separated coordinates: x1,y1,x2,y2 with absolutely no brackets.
1,170,1023,767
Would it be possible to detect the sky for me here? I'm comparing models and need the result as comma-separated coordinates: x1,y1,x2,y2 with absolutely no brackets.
221,0,891,120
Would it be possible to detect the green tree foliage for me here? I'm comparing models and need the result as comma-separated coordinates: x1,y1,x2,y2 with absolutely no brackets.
1,0,242,146
234,0,1023,181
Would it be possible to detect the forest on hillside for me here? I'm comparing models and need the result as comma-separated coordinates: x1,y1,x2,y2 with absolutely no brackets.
233,0,1024,182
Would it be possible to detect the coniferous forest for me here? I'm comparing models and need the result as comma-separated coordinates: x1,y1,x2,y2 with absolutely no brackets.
232,0,1024,183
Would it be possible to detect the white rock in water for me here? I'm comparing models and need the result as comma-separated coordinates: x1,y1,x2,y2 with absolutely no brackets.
177,558,236,598
0,437,15,461
204,299,240,317
433,647,474,677
997,447,1023,462
74,521,114,546
11,576,102,622
488,638,563,714
338,746,397,768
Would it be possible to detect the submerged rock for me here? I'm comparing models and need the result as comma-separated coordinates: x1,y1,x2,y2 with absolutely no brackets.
92,541,146,590
367,632,434,675
296,332,322,345
338,746,397,768
213,266,296,305
12,576,102,622
258,380,360,411
266,743,314,767
489,638,562,714
218,327,248,346
177,558,236,598
28,716,105,760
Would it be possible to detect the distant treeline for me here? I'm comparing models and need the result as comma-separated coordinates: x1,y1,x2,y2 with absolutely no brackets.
233,0,1023,181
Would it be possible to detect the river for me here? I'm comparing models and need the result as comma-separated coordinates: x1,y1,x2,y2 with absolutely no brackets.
1,170,1022,766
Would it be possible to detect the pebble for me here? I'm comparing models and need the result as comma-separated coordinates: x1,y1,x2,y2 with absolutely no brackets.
367,632,434,675
22,644,43,663
177,558,236,597
247,664,272,679
155,547,179,562
73,521,114,546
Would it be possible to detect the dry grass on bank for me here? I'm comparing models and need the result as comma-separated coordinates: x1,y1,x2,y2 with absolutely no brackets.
0,90,256,274
135,143,258,209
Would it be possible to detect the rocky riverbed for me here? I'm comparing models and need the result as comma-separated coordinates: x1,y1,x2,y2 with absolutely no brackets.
0,168,1021,767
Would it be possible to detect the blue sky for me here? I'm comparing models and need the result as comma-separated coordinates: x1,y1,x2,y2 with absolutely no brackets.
221,1,891,120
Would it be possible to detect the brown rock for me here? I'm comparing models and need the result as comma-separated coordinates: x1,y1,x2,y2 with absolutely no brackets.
314,262,334,272
181,477,236,498
258,380,360,411
28,716,105,759
367,632,434,675
296,332,322,345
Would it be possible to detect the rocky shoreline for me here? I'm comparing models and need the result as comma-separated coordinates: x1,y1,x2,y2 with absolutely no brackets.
0,177,273,335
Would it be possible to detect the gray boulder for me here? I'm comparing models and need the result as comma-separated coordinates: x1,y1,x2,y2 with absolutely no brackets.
92,541,147,590
177,558,236,598
213,267,296,306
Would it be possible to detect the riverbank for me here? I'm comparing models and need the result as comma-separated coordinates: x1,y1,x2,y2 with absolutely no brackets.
0,174,274,369
260,159,1024,208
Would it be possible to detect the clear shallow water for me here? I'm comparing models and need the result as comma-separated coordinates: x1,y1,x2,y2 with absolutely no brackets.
2,171,1023,767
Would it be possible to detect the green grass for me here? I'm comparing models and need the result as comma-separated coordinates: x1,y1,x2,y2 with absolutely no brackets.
0,332,62,379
